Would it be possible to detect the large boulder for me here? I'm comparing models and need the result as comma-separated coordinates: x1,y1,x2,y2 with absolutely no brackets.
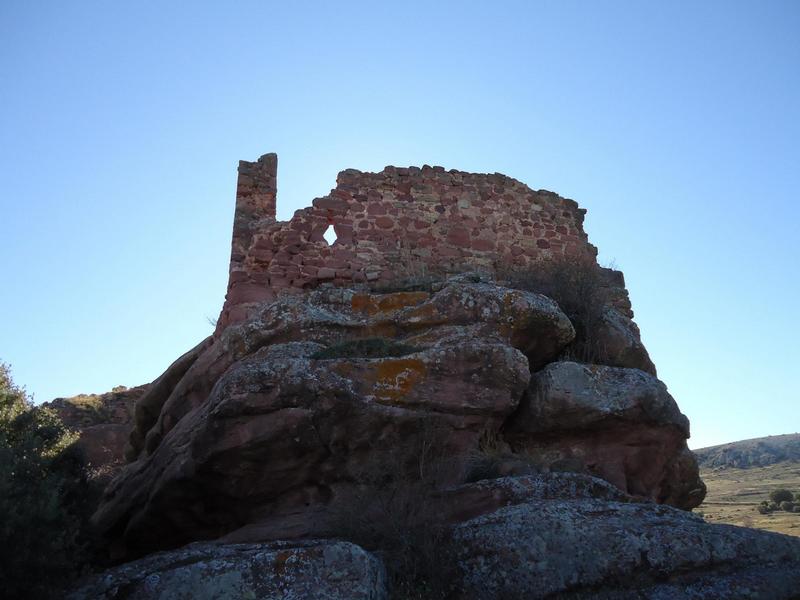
507,361,687,433
68,540,386,600
454,481,800,598
595,306,657,375
504,361,706,508
93,280,573,558
434,472,633,525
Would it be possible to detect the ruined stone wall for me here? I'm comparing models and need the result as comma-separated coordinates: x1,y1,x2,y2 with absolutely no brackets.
218,152,599,329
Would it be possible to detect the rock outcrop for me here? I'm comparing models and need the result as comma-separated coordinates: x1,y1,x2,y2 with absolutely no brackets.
92,276,704,559
93,280,577,555
78,154,800,598
45,385,148,480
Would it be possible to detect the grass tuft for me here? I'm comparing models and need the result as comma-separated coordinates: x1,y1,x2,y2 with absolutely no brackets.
311,338,421,360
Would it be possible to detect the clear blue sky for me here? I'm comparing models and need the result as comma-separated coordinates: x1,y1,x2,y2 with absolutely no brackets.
1,1,798,449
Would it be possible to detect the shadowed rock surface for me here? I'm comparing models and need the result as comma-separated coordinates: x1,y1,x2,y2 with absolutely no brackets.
68,540,387,600
454,475,800,599
75,474,800,599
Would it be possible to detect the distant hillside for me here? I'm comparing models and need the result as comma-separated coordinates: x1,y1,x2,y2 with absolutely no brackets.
694,433,800,469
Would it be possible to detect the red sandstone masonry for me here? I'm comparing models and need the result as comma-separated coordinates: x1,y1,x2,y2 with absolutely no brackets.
217,153,600,330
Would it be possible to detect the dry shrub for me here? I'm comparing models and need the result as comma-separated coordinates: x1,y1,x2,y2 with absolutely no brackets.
462,428,542,483
333,414,462,599
500,257,610,363
463,428,510,483
312,338,421,360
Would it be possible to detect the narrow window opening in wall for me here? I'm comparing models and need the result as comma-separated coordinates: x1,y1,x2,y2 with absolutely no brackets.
323,224,337,245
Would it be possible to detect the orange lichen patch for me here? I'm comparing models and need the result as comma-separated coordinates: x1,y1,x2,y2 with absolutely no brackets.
404,301,444,325
273,549,295,576
502,290,526,316
328,357,427,403
350,294,376,314
329,361,357,380
351,291,429,316
370,358,427,403
378,291,429,312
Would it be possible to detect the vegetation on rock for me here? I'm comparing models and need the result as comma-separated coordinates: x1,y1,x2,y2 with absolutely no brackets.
311,337,421,360
0,363,90,599
501,257,612,364
333,414,459,599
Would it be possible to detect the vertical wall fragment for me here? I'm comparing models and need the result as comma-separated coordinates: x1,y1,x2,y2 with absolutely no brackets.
218,153,279,330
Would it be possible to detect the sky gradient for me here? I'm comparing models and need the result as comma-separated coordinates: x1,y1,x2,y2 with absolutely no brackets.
1,1,798,449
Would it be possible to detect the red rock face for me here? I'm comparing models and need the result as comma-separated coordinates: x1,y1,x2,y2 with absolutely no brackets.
94,281,575,557
218,153,599,330
93,281,703,560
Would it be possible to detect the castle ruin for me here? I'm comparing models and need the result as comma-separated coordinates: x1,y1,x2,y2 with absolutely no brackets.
218,152,600,329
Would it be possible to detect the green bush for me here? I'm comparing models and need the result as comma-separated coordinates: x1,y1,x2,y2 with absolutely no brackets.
0,363,89,599
779,501,796,512
312,337,420,360
769,489,794,504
